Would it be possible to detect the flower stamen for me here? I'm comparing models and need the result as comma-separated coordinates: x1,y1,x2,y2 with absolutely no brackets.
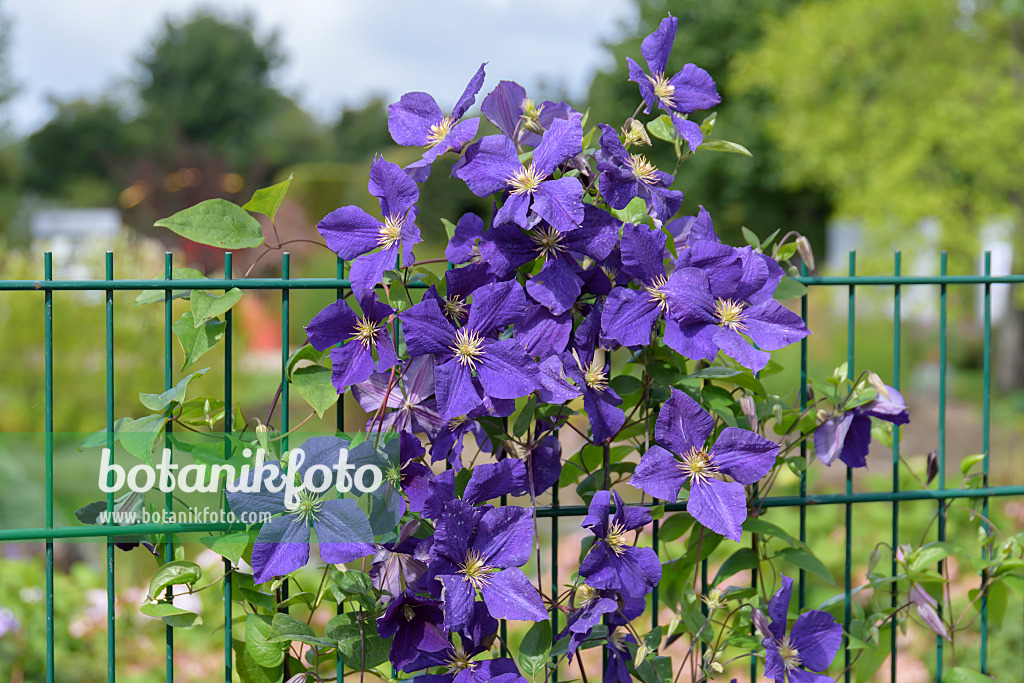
627,154,660,185
444,294,469,322
444,645,478,674
530,225,566,260
426,116,454,148
606,520,630,556
350,316,381,349
645,275,670,312
458,549,494,591
378,214,404,250
508,164,545,195
714,298,747,331
572,349,608,392
678,447,716,485
778,635,802,670
450,328,486,370
648,72,676,107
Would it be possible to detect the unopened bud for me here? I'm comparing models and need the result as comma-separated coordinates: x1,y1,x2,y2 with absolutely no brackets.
867,371,891,400
634,644,649,668
622,118,651,147
520,98,544,134
796,236,815,274
751,608,772,639
710,661,724,674
739,395,758,432
256,423,270,455
816,409,830,424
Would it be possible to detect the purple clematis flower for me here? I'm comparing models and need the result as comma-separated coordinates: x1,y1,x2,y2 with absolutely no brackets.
317,157,421,295
596,123,683,221
370,521,432,605
305,290,399,395
388,64,486,181
423,262,495,326
631,388,777,542
376,589,449,670
478,207,619,314
430,500,548,631
627,17,721,118
481,80,578,148
455,114,584,233
579,490,661,599
755,576,842,683
445,212,486,265
225,439,375,584
564,306,624,443
353,356,443,435
429,392,514,471
666,205,719,252
401,279,539,422
814,385,909,468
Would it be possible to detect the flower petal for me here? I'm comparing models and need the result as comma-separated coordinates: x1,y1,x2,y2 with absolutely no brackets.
452,63,488,120
655,388,715,457
641,16,677,76
317,205,382,260
533,114,583,177
388,92,443,147
368,156,420,218
468,279,527,335
789,609,843,672
481,568,548,622
687,477,747,542
631,445,686,502
743,300,810,351
601,287,661,347
475,339,539,400
711,427,778,485
532,177,585,233
454,135,522,196
306,299,358,351
435,359,484,422
251,514,310,584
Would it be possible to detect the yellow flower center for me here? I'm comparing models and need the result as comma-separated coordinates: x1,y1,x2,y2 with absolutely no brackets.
508,163,545,195
350,316,381,349
530,225,566,260
778,635,802,670
402,604,417,622
645,275,670,312
426,116,454,148
447,415,469,430
574,583,597,608
520,98,544,134
450,328,486,370
714,298,747,331
622,119,651,147
609,626,629,652
445,645,478,674
458,549,494,591
378,214,404,250
606,520,630,557
628,154,660,185
294,490,323,523
678,447,716,485
572,349,608,392
444,295,469,322
648,72,676,107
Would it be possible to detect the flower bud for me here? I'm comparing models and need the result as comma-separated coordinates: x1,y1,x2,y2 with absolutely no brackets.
816,408,830,425
796,235,815,274
867,371,891,400
622,118,651,147
702,587,725,612
740,394,758,432
634,643,649,668
751,607,772,639
256,423,270,455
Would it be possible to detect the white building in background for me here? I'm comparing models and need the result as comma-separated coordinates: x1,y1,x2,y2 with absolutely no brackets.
30,208,122,281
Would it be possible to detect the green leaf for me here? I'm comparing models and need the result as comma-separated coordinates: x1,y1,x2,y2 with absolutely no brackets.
513,395,538,437
646,114,675,143
276,592,316,610
290,365,339,417
266,613,335,649
741,227,760,249
245,614,287,668
942,667,993,683
611,196,648,224
610,374,643,396
133,267,206,307
155,198,265,249
968,580,1006,627
200,531,250,564
658,514,694,542
517,619,552,679
243,174,293,221
712,547,760,585
119,414,168,465
698,138,753,157
140,602,203,628
909,542,959,572
232,638,283,683
149,560,202,598
743,518,802,548
327,613,391,669
687,366,741,379
139,368,210,412
854,624,891,682
285,343,330,378
960,453,987,475
773,276,808,301
190,288,243,326
778,547,835,585
441,217,458,241
173,311,226,370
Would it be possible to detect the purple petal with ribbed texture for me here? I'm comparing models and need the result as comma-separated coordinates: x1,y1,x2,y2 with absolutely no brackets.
599,166,641,211
688,477,747,542
790,610,843,672
452,63,487,119
464,459,527,505
656,388,715,455
524,433,562,496
583,387,625,443
663,316,719,360
446,212,485,264
251,514,309,584
433,498,477,561
749,251,786,305
226,460,287,516
435,359,483,421
621,222,668,285
536,355,582,404
666,205,719,250
671,114,704,152
613,490,653,532
468,279,527,334
581,490,612,539
788,668,836,683
476,339,538,400
314,499,375,562
481,80,527,140
306,299,358,351
571,205,621,259
627,57,656,113
424,118,480,164
838,413,872,469
317,205,381,261
579,542,661,599
666,64,721,113
330,342,378,393
528,255,582,315
388,92,443,147
864,386,910,425
401,299,458,357
372,330,400,373
644,182,684,222
763,643,786,681
439,574,476,633
403,355,436,402
631,445,685,502
478,223,536,278
403,461,434,514
516,304,571,357
481,568,548,622
533,114,583,176
476,505,533,568
454,134,522,196
349,247,398,298
813,413,853,466
603,289,660,348
533,177,585,233
767,576,793,640
641,17,677,76
494,191,532,229
715,326,770,372
743,300,809,351
368,156,419,218
596,123,629,167
711,427,778,485
404,157,432,183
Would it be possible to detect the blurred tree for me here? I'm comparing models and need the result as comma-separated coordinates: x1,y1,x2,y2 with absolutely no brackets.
332,96,393,162
733,0,1024,387
586,0,831,248
0,1,20,240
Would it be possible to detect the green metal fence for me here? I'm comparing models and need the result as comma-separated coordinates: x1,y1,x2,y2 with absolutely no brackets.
1,249,1023,682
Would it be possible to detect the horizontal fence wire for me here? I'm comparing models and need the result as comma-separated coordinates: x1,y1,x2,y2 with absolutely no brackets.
2,250,1019,682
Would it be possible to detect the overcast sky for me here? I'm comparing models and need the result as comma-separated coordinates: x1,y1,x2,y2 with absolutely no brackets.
4,0,638,135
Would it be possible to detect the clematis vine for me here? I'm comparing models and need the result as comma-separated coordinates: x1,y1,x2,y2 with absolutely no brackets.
814,383,909,468
579,490,661,599
754,576,842,683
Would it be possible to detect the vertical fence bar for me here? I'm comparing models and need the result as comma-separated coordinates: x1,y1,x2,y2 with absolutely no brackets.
936,252,948,681
891,252,902,683
844,251,855,683
44,252,54,683
980,252,991,675
799,261,808,610
105,251,116,683
336,255,345,683
224,252,234,683
280,252,291,669
163,253,174,681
